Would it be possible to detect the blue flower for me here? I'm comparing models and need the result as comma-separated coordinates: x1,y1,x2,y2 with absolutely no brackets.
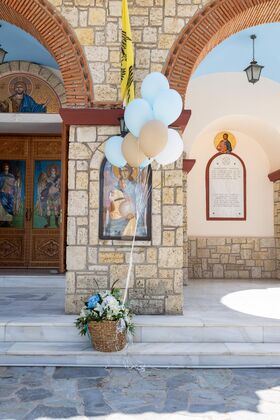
87,294,101,309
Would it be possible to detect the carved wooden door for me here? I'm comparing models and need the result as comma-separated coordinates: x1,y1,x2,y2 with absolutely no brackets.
0,136,61,268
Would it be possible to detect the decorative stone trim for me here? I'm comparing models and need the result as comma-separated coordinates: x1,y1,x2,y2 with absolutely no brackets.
269,169,280,182
0,61,66,106
0,0,93,107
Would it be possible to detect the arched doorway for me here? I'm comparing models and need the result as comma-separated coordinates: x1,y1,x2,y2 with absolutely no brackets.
164,1,280,283
0,0,93,107
0,0,93,271
164,0,280,101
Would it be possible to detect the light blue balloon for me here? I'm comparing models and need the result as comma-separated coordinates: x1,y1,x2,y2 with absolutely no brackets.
153,89,183,126
141,72,170,106
140,158,153,168
124,98,154,137
104,136,127,168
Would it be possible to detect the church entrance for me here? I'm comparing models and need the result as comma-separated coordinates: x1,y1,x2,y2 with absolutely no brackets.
0,135,62,268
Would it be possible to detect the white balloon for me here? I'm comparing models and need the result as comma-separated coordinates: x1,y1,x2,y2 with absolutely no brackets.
155,129,184,165
141,72,169,106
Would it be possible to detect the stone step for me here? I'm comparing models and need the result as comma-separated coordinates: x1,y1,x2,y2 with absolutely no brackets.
1,316,280,343
1,342,280,367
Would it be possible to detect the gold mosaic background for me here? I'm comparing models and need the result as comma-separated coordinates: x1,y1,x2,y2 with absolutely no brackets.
0,73,60,113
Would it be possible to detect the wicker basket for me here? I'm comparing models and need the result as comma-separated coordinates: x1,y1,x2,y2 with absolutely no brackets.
87,320,126,352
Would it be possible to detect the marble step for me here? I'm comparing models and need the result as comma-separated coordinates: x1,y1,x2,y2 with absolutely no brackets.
1,341,280,367
0,275,65,288
1,316,280,343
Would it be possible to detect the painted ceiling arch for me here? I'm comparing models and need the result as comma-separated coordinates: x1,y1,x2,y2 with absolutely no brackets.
0,0,93,107
164,0,280,101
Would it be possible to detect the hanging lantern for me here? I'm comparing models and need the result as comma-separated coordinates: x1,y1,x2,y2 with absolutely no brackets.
244,35,264,84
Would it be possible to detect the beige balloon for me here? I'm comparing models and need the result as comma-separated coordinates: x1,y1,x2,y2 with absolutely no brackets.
121,133,147,168
139,120,168,158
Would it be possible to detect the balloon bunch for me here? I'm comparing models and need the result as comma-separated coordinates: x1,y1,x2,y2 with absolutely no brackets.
105,72,184,168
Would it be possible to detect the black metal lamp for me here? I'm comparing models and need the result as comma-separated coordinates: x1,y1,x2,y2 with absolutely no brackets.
119,116,129,137
0,47,7,64
244,35,264,84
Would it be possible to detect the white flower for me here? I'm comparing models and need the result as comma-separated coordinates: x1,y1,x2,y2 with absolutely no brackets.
80,308,90,318
103,296,118,306
94,303,104,315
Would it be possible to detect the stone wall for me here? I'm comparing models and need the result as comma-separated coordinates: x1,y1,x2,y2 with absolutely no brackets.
188,237,277,280
275,181,280,279
49,0,209,101
65,125,184,314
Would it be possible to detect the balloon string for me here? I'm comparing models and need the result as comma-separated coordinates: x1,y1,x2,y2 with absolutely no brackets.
122,163,161,307
122,214,139,306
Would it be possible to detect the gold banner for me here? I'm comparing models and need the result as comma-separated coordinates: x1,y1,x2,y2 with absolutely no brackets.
121,0,135,105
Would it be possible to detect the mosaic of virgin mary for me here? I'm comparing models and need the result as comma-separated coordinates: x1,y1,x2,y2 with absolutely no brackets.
99,160,151,240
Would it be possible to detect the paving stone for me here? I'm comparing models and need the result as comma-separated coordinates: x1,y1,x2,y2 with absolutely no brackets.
0,385,17,399
23,404,79,420
77,377,105,389
1,366,280,418
53,366,109,379
79,388,111,415
16,387,53,402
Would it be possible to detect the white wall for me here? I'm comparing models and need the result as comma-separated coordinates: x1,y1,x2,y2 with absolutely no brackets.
187,129,274,237
185,72,277,237
184,73,280,172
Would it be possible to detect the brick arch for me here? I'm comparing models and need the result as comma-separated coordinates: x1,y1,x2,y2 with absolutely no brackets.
0,0,93,107
164,0,280,102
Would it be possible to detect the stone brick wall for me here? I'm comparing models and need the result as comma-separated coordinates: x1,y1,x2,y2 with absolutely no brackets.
65,125,184,314
49,0,209,101
275,181,280,279
188,237,277,280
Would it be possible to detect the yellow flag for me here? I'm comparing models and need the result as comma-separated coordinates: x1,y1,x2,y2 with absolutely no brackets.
121,0,135,105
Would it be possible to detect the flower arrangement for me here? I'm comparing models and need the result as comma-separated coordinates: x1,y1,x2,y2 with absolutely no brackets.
75,286,134,337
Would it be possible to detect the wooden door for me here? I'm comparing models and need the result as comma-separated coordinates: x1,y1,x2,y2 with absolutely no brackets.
0,136,62,268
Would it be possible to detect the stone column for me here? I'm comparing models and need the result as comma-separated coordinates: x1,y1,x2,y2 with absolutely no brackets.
274,181,280,279
182,161,188,286
65,125,184,315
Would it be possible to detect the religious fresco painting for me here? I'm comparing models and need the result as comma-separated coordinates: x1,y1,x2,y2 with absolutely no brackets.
33,160,61,229
99,159,152,240
214,131,236,154
0,73,60,113
0,160,25,228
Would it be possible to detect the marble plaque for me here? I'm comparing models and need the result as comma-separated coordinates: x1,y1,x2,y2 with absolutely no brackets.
208,154,245,219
